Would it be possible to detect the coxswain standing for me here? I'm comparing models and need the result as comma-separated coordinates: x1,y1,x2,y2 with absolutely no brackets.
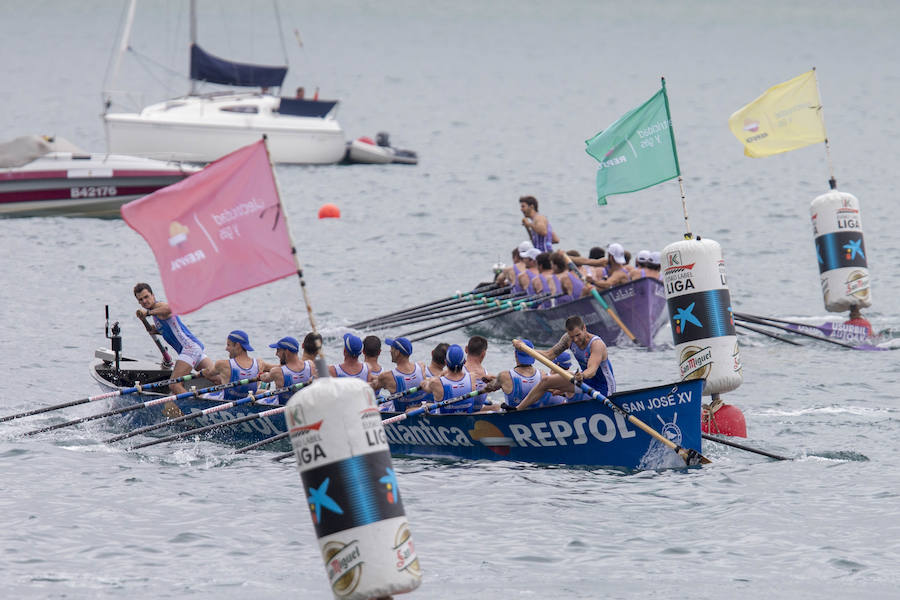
133,282,214,395
259,336,314,405
371,337,428,412
519,195,559,252
516,316,616,410
329,333,369,380
421,345,477,414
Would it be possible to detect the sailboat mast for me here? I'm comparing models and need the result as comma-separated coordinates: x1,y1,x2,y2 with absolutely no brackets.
103,0,137,113
189,0,198,95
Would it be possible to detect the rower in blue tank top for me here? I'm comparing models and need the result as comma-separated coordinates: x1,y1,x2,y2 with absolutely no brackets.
259,336,314,405
516,315,616,409
422,345,476,414
202,330,272,401
329,333,370,381
371,337,428,412
482,339,559,410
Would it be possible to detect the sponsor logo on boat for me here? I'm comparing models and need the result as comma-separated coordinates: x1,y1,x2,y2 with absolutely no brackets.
845,270,870,300
394,522,421,577
322,539,363,597
609,286,635,302
657,412,683,445
679,345,713,380
468,421,513,456
742,118,759,132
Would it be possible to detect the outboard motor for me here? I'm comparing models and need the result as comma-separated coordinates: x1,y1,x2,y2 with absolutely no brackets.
376,131,390,147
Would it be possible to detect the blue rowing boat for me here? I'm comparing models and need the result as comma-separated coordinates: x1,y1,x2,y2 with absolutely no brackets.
91,353,703,469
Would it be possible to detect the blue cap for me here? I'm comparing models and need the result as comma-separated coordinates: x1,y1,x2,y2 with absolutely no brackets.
385,337,413,356
227,330,254,351
343,333,363,356
269,336,299,352
446,344,465,368
515,339,535,365
554,351,572,370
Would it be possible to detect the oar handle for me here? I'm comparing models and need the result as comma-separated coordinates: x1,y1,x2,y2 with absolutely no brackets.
139,315,174,366
512,339,708,466
378,386,421,405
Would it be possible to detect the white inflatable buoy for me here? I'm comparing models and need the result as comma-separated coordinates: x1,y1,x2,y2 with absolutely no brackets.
286,378,422,599
810,190,871,312
662,238,743,396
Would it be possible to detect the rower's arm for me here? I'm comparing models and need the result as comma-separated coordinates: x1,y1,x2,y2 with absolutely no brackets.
582,339,607,379
544,333,570,360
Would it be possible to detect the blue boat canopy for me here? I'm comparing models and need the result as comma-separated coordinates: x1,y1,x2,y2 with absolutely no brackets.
277,98,338,118
190,44,287,88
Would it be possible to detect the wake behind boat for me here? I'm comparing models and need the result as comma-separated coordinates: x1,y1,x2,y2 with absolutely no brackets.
0,135,196,218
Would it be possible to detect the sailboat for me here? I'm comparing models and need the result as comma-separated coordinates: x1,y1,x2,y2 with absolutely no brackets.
102,0,346,165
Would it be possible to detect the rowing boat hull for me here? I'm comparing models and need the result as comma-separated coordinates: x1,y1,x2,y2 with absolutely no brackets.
91,358,702,469
468,277,668,348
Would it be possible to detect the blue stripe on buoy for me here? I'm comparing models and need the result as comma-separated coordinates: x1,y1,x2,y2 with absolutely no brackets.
301,451,406,539
667,289,736,346
815,231,867,273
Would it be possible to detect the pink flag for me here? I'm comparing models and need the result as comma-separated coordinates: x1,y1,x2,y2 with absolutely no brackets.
121,140,296,314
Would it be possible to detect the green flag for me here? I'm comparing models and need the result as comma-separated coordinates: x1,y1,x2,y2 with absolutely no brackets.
585,84,680,205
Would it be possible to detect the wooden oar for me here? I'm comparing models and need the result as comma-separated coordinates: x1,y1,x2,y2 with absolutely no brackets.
735,322,802,346
22,377,259,436
734,314,884,351
564,256,637,344
512,339,709,466
271,391,483,462
105,381,310,444
139,315,174,366
355,286,513,329
133,403,289,450
403,293,554,342
0,373,197,423
735,311,873,342
701,433,790,461
350,285,503,329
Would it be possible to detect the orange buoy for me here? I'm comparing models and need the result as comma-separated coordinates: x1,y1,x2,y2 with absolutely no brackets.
317,203,340,219
702,402,747,438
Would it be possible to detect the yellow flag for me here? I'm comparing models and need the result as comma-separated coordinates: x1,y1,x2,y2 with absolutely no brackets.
728,70,826,158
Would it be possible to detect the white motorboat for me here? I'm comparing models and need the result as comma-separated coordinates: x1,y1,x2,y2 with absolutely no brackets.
344,132,419,165
102,1,346,165
0,135,196,218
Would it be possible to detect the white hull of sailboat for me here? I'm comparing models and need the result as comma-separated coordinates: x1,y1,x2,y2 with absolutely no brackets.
105,115,346,165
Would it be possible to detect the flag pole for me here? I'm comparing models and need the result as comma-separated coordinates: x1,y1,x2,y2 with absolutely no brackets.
811,67,838,190
661,77,692,240
261,136,329,375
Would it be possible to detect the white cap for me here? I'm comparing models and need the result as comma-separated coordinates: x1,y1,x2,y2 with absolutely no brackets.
607,243,626,265
517,240,535,255
636,250,652,265
650,251,661,266
522,248,541,261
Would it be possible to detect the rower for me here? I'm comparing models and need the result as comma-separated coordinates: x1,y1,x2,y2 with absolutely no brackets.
464,335,497,412
421,345,477,414
363,335,384,379
530,252,559,307
517,247,541,294
549,251,577,303
586,243,630,289
203,330,274,400
630,249,652,280
300,332,323,376
133,282,213,394
481,339,561,410
517,315,616,410
495,245,527,290
371,337,428,412
649,251,663,280
329,333,370,381
519,195,559,252
259,336,314,405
